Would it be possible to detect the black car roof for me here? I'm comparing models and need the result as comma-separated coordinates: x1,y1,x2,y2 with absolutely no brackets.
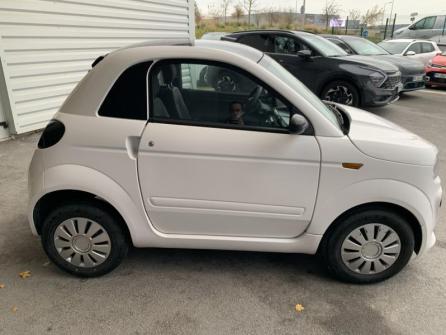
226,30,316,36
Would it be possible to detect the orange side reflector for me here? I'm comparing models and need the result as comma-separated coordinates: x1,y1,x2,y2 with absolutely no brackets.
342,163,363,170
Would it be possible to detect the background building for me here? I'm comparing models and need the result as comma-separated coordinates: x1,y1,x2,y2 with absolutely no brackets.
0,0,195,140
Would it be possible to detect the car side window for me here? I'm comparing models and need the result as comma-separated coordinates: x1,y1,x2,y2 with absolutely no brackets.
434,16,446,29
237,34,272,52
406,43,422,54
98,62,152,120
421,43,435,53
328,39,352,53
423,16,436,29
149,60,295,132
274,36,299,54
414,18,426,29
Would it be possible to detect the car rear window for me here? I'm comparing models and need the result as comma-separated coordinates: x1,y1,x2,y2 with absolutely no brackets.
98,62,152,120
378,41,410,54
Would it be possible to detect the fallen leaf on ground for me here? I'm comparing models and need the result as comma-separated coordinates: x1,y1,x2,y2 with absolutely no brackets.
0,283,5,289
295,304,305,313
11,306,18,313
19,271,31,279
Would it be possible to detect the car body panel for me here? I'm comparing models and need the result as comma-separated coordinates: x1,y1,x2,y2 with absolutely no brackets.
425,53,446,87
137,122,320,238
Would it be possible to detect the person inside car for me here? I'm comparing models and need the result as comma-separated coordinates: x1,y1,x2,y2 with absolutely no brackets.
226,101,244,125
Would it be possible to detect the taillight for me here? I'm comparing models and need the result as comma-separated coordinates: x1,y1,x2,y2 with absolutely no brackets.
38,119,65,149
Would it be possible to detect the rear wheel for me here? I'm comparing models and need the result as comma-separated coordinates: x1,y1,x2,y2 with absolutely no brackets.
41,202,128,277
322,209,415,284
321,80,360,106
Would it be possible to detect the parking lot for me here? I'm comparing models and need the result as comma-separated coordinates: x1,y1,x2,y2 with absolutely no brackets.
0,88,445,335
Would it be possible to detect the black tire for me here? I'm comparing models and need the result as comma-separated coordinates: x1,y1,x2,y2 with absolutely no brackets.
321,80,360,107
41,202,129,277
322,209,415,284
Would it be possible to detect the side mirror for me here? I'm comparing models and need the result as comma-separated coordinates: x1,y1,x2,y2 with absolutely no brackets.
405,51,416,56
289,114,309,135
408,25,415,30
297,50,312,60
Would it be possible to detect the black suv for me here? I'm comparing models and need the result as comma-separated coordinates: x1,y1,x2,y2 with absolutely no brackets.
220,30,402,107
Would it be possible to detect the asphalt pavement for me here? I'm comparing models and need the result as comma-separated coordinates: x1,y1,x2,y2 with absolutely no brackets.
0,88,445,334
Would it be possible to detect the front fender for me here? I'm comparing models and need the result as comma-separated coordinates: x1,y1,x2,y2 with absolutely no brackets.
30,164,153,247
308,179,432,253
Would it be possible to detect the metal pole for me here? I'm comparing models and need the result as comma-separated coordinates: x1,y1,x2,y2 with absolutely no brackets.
384,18,389,40
442,15,446,36
391,13,397,38
382,2,392,27
388,0,395,27
345,16,349,35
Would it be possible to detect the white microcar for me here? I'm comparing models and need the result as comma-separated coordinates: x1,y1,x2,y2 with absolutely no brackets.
28,40,442,283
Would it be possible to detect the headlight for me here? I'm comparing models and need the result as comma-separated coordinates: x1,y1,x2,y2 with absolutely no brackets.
369,71,387,88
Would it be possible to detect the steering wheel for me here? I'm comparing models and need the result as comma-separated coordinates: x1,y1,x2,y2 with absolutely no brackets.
245,86,263,113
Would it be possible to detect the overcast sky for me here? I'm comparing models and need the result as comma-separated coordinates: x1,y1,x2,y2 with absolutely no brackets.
197,0,446,24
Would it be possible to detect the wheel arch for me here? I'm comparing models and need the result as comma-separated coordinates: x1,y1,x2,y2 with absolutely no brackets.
29,164,155,247
33,190,132,245
318,202,423,255
318,75,362,105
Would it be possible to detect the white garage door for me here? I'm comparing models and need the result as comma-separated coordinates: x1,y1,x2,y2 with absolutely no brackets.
0,0,194,135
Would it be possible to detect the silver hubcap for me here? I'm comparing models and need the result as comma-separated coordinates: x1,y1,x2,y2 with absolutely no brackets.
325,86,354,105
54,218,111,268
341,224,401,275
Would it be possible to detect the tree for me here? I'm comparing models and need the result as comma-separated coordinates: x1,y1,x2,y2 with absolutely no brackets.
323,0,341,30
221,0,232,24
232,5,244,24
264,7,279,27
243,0,258,25
362,5,384,26
195,3,202,24
348,9,361,22
283,8,295,27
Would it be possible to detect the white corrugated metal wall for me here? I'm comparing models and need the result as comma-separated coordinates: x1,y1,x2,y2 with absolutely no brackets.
0,0,194,135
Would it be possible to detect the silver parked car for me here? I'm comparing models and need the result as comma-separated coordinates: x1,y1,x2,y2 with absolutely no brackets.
393,15,446,40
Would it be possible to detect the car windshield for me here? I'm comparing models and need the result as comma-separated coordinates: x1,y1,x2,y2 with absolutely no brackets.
259,54,339,128
298,33,348,57
378,41,410,54
345,38,389,55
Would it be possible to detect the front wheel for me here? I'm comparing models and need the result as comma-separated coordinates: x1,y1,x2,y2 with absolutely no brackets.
322,209,415,284
41,202,129,277
321,80,360,107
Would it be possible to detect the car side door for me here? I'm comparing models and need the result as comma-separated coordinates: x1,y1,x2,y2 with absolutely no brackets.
137,59,321,238
433,16,446,38
421,42,439,64
265,34,323,92
404,42,425,63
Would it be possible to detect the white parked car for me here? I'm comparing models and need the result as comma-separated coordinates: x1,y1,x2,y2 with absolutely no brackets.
378,39,441,66
28,40,442,283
